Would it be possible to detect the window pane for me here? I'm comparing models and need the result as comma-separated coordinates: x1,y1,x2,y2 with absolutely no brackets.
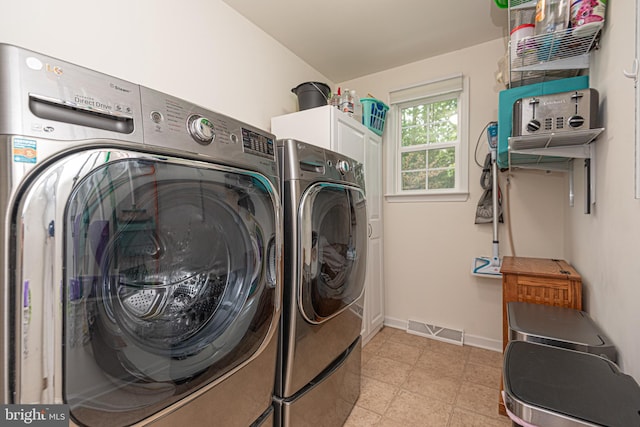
401,105,429,127
402,171,426,190
428,147,455,169
401,151,426,171
429,120,457,143
401,105,429,147
432,99,457,120
428,169,455,189
402,127,427,147
429,99,458,144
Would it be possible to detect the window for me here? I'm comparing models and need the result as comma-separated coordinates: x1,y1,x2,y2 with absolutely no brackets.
385,74,469,202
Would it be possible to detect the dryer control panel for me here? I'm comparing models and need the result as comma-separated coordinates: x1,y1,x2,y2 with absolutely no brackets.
278,139,364,189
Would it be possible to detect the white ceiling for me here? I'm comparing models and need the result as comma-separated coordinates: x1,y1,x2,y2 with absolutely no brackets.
222,0,509,82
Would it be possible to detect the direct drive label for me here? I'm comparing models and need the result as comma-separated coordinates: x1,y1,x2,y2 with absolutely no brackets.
13,138,37,163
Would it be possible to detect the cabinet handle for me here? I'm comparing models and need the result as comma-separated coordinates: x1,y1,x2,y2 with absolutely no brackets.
368,223,372,237
623,58,638,82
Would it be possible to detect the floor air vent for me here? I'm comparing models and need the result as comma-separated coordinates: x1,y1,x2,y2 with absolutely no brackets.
407,320,464,346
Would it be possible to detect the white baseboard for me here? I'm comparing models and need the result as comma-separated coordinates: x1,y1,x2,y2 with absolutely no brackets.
383,316,502,353
382,316,407,331
462,334,502,352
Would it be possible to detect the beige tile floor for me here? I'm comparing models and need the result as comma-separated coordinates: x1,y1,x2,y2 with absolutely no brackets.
345,326,513,427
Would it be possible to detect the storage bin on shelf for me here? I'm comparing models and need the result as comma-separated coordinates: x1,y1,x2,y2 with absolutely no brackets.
506,0,604,87
360,98,388,136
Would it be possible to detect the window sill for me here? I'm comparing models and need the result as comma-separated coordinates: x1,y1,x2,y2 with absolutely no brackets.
384,191,469,203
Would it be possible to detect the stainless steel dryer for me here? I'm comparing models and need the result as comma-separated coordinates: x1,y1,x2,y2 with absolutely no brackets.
274,139,366,427
0,44,281,427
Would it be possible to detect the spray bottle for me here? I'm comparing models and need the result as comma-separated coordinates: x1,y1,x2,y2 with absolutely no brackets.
340,88,354,116
351,90,362,123
330,87,341,109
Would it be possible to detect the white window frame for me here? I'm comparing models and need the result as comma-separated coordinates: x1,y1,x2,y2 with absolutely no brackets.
385,74,469,203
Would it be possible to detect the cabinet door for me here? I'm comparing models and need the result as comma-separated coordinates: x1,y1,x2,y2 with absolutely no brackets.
365,237,384,335
334,113,365,164
365,134,383,240
362,133,385,344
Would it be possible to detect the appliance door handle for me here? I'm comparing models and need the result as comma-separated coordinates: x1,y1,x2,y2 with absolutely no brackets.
623,58,638,81
368,223,372,238
29,95,135,134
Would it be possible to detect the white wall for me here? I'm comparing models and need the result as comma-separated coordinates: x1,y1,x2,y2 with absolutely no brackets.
0,0,331,131
566,1,640,382
341,39,567,350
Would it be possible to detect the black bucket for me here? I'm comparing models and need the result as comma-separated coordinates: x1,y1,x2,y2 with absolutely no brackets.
292,82,330,111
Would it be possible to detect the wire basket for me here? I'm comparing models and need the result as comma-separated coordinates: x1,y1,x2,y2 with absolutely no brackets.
510,25,602,71
360,98,389,136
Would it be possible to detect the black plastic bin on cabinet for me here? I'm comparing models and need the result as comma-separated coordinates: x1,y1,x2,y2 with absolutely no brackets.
507,302,617,361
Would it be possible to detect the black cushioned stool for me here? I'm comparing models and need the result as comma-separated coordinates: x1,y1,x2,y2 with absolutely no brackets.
504,303,640,426
503,341,640,426
507,302,617,361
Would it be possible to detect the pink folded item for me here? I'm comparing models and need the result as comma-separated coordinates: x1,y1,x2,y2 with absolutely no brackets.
502,391,539,427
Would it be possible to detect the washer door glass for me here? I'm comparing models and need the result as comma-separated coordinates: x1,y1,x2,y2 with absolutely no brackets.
53,151,277,425
299,183,367,324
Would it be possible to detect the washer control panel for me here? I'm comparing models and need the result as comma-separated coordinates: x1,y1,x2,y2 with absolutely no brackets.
140,86,277,177
188,114,216,145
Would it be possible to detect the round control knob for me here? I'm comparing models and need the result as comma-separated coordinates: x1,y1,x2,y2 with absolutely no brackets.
568,115,585,128
150,111,163,124
337,160,350,175
188,115,215,144
526,119,541,133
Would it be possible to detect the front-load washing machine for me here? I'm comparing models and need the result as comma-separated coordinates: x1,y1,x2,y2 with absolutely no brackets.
0,44,281,426
274,139,367,427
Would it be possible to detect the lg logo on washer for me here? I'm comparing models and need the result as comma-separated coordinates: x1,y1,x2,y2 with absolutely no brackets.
45,63,63,75
25,56,63,76
24,56,63,76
